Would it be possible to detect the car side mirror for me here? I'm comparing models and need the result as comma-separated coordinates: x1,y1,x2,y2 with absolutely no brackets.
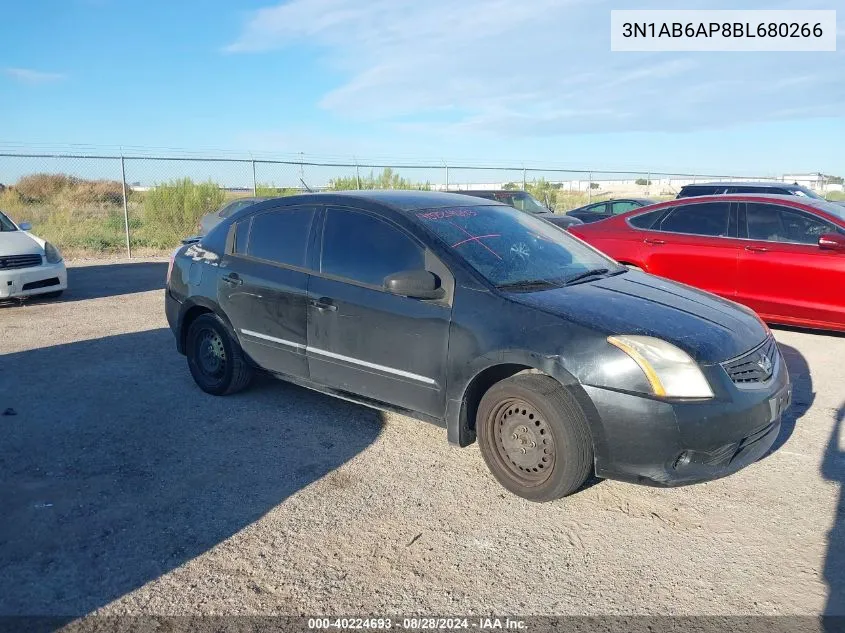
18,222,32,231
818,232,845,252
383,270,444,300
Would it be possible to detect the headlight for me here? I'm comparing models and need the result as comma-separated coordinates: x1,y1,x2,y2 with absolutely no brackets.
607,335,714,399
44,242,63,264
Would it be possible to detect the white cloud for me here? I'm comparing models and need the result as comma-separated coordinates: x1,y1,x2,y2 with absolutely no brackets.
4,68,67,84
226,0,845,135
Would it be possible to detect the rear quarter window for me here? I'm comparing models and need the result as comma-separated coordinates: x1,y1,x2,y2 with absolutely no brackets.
628,209,663,229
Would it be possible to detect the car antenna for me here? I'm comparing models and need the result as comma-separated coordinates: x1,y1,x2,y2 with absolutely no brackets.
300,178,314,193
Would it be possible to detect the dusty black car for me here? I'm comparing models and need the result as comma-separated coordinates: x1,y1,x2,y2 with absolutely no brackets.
166,191,791,502
456,190,583,229
567,198,655,224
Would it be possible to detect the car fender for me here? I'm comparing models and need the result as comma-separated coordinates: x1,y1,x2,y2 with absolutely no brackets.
446,349,608,457
176,295,238,354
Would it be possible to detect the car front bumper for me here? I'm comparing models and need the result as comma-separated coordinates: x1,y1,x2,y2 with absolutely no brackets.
586,345,791,487
0,260,67,299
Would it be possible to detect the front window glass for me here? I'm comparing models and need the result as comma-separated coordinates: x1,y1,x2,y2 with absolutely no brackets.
746,203,834,244
321,209,424,286
0,211,17,232
416,205,621,290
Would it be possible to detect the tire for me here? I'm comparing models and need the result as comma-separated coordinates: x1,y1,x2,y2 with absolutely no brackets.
477,374,593,502
42,290,63,299
185,313,253,396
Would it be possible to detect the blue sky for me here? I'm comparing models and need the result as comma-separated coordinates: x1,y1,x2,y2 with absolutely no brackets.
1,0,843,176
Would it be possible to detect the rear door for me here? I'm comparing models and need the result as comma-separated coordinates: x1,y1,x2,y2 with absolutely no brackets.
736,201,845,326
307,206,453,418
217,205,318,378
637,200,740,299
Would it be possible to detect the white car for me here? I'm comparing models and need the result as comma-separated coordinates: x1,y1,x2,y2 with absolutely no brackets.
0,210,67,300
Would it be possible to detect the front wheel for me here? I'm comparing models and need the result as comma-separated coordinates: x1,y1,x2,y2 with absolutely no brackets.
477,374,594,502
186,313,253,395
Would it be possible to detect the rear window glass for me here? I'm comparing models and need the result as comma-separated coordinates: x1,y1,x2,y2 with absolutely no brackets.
628,209,663,229
656,202,730,237
247,207,315,266
678,186,720,198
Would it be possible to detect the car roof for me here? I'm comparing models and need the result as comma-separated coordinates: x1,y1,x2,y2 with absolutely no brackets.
632,193,845,219
457,190,531,195
680,181,801,188
270,190,507,212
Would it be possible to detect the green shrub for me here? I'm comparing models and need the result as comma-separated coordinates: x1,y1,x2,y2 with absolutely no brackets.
255,185,299,197
15,173,76,202
328,168,430,191
635,178,652,186
143,178,225,239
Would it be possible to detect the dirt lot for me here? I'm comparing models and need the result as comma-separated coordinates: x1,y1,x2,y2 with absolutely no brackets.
0,258,843,617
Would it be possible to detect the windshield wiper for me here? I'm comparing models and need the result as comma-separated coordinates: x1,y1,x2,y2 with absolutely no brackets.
561,268,612,286
496,278,565,292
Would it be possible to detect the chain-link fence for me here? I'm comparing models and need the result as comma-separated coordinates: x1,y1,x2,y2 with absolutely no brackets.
0,151,833,257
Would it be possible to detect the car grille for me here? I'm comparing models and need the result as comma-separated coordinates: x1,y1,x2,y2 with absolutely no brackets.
0,254,42,270
722,336,778,384
22,277,60,291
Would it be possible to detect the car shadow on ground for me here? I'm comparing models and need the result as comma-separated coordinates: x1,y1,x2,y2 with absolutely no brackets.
765,342,813,457
823,403,845,620
0,328,383,616
0,262,167,308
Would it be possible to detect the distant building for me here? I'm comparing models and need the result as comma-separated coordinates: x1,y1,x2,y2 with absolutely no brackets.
782,173,825,189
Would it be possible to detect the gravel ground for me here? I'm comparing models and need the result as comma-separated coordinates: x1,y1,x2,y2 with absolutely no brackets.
0,258,843,617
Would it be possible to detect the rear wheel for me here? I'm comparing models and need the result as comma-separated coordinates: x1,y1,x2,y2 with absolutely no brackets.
186,313,253,395
477,374,593,502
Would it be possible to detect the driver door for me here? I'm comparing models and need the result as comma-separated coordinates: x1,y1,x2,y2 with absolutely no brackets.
736,201,845,326
306,206,454,418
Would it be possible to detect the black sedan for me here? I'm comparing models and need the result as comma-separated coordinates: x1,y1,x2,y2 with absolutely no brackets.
566,197,655,223
166,191,791,502
456,190,583,229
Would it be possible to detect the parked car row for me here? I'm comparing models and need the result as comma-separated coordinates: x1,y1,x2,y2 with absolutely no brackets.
167,190,791,503
570,194,845,332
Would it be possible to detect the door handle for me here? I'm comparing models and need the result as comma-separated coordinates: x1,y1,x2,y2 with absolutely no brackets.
745,245,769,253
643,238,666,246
222,273,243,286
310,297,338,312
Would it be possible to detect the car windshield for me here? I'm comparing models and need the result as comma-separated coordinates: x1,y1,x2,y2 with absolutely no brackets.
416,205,622,290
483,191,549,214
790,186,825,200
0,211,18,232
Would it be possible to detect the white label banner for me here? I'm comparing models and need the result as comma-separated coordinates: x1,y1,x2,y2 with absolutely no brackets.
611,10,837,52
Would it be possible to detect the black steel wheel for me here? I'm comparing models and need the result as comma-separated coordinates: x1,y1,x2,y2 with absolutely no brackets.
477,374,593,502
186,313,253,396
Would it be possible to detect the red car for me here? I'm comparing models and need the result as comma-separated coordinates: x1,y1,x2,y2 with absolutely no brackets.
569,194,845,332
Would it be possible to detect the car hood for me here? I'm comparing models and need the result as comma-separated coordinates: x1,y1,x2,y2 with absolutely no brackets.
506,271,766,364
0,231,43,257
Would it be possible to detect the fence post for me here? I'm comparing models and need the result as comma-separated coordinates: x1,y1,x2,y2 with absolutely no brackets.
355,159,361,189
445,163,449,191
120,156,131,259
251,159,257,196
522,167,527,191
588,172,593,203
